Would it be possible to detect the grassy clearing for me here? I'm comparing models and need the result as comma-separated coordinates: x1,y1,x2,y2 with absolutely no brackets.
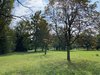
0,50,100,75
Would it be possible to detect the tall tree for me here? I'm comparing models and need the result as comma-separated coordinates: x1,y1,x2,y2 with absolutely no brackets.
15,20,30,52
38,17,50,54
0,0,14,54
31,11,50,53
45,0,97,61
31,11,41,52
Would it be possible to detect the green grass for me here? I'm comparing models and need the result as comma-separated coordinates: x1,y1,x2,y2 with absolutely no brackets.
0,50,100,75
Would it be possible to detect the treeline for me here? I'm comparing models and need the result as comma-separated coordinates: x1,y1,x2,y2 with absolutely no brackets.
0,10,51,54
52,28,100,51
1,13,100,55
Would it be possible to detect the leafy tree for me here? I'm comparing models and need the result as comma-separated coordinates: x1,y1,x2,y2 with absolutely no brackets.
38,17,50,54
96,34,100,50
45,0,97,61
15,20,30,52
31,11,41,52
31,11,50,54
77,29,96,50
52,28,66,51
6,26,16,52
0,0,14,54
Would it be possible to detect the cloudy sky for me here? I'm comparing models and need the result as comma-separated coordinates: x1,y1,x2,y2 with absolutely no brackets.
11,0,100,27
13,0,100,16
11,0,49,26
12,0,48,16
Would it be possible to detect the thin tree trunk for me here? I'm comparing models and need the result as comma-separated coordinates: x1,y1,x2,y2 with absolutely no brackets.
67,46,70,61
42,46,44,52
34,46,37,52
44,44,47,55
45,49,47,55
42,48,44,51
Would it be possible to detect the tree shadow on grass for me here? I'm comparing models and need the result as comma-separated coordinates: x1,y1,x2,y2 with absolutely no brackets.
67,60,100,75
3,60,100,75
43,60,100,75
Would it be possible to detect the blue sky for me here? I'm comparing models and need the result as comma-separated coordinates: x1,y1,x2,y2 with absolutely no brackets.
91,0,100,11
11,0,100,27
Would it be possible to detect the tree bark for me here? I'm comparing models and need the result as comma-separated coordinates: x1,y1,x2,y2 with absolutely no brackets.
42,47,44,51
34,46,37,52
45,49,47,55
67,45,71,61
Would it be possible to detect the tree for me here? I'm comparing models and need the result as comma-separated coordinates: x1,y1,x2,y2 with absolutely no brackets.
31,11,50,54
0,0,14,54
45,0,97,61
52,27,66,51
31,11,41,52
39,17,50,54
15,20,30,52
96,34,100,50
6,26,16,52
76,29,96,50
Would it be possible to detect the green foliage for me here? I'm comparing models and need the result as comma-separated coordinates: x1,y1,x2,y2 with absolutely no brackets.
31,11,50,52
5,26,16,52
15,20,30,52
47,0,97,61
52,28,66,50
0,25,15,54
96,34,100,50
0,50,100,75
0,26,8,54
0,0,14,54
76,29,96,50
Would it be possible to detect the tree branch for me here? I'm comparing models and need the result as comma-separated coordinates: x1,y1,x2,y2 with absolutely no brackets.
16,0,33,12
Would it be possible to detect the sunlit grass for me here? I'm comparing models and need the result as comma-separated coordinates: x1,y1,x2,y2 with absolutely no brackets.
0,50,100,75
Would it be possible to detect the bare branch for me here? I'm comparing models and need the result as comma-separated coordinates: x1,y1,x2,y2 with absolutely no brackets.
0,13,26,21
16,0,33,12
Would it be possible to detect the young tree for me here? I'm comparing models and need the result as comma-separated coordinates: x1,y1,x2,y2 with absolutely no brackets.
45,0,97,61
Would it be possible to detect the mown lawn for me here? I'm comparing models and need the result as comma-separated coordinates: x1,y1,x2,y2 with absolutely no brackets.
0,50,100,75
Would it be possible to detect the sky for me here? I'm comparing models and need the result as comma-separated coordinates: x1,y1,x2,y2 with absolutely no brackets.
12,0,48,16
12,0,100,16
11,0,100,27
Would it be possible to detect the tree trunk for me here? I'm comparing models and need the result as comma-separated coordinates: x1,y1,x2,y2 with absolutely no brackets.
67,46,71,61
34,46,37,52
44,44,47,55
45,49,47,55
42,47,44,51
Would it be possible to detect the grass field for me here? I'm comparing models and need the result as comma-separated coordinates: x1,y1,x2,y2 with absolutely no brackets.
0,50,100,75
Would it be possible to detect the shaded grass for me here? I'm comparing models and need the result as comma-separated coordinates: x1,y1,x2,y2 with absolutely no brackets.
0,51,100,75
